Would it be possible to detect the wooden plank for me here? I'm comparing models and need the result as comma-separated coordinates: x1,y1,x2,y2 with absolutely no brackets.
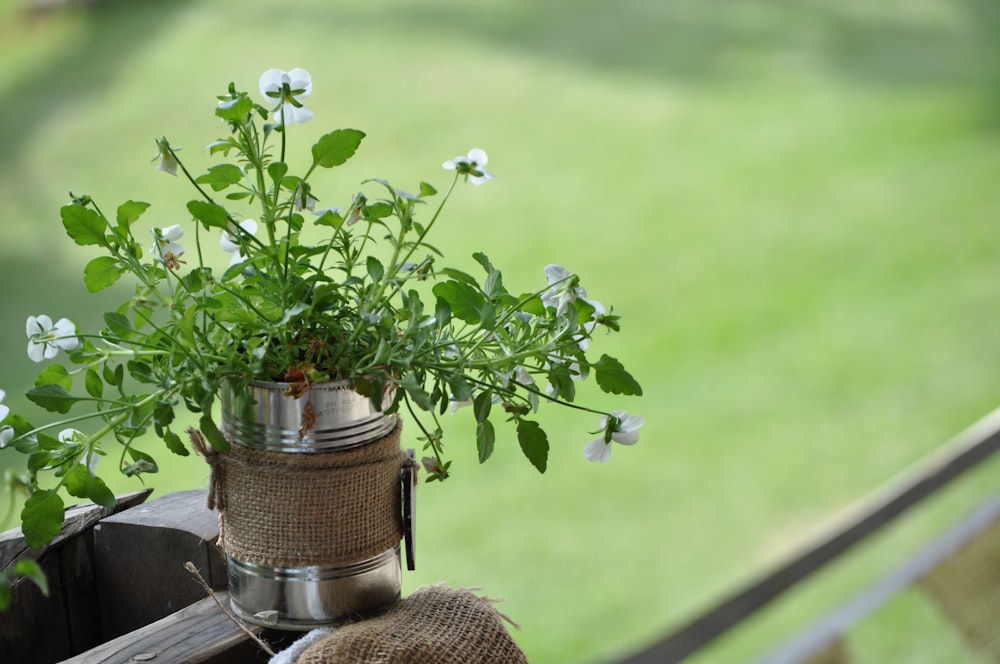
0,489,152,569
0,490,152,663
1,545,72,663
93,489,225,641
58,592,267,664
618,408,1000,664
753,492,1000,664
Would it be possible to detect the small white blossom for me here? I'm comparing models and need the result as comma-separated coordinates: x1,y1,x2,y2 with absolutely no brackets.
541,264,587,317
442,148,495,185
26,315,81,363
259,68,313,126
0,427,12,448
153,225,186,270
0,389,7,423
583,410,644,463
294,187,318,212
514,366,535,387
153,138,179,176
221,219,258,266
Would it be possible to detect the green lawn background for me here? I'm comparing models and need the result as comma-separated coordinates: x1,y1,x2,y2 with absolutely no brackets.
1,1,999,662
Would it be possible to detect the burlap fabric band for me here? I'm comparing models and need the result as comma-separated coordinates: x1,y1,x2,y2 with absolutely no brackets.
294,584,528,664
205,417,408,568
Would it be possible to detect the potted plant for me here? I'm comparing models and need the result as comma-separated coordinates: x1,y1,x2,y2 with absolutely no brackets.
0,68,643,623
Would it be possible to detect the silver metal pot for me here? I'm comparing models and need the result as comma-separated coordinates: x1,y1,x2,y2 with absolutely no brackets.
220,379,403,630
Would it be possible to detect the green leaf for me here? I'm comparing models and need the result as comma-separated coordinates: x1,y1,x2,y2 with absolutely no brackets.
103,312,133,340
35,364,72,391
25,385,83,414
439,268,479,287
516,419,549,473
85,369,103,399
419,181,437,197
123,448,159,476
547,363,576,402
366,256,384,283
447,376,472,403
432,281,483,324
179,305,198,348
519,293,546,316
594,354,643,396
473,391,492,423
186,200,230,231
476,420,495,463
396,374,434,411
13,559,49,597
63,465,115,508
116,200,150,229
163,429,189,457
314,209,344,228
199,414,230,453
267,162,288,186
311,129,365,168
84,256,124,293
60,205,107,247
195,164,244,191
21,491,64,550
215,94,253,123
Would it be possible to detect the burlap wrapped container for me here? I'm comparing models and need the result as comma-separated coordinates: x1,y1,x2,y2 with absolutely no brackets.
295,584,528,664
195,380,413,629
217,420,407,568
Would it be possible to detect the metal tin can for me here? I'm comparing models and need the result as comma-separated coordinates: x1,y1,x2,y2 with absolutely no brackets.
220,379,403,629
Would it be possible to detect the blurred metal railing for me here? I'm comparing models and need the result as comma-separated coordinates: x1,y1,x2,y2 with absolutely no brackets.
618,408,1000,664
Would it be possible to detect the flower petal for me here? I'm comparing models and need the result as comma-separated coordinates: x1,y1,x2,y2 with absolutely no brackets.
0,427,13,448
259,68,285,99
612,429,640,445
286,68,312,98
584,438,613,463
27,341,45,363
27,314,51,337
0,404,8,422
467,148,488,167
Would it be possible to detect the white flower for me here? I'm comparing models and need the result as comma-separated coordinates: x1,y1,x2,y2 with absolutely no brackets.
514,366,535,387
294,186,318,212
259,68,313,126
221,219,258,266
442,148,495,185
0,427,12,448
541,264,587,317
0,389,7,423
153,225,186,270
155,143,178,176
583,410,644,463
26,315,81,363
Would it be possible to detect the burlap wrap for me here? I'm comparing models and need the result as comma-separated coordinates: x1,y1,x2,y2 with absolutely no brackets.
295,584,528,664
215,417,407,568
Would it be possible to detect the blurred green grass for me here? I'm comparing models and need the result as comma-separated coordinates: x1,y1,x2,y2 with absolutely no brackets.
1,1,1000,662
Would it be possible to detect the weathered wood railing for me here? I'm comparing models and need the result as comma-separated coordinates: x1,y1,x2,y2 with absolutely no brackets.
618,408,1000,663
2,409,998,662
0,489,278,663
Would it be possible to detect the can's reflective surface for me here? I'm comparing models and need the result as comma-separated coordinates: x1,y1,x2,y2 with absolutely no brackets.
220,379,397,453
220,379,402,629
227,548,402,630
